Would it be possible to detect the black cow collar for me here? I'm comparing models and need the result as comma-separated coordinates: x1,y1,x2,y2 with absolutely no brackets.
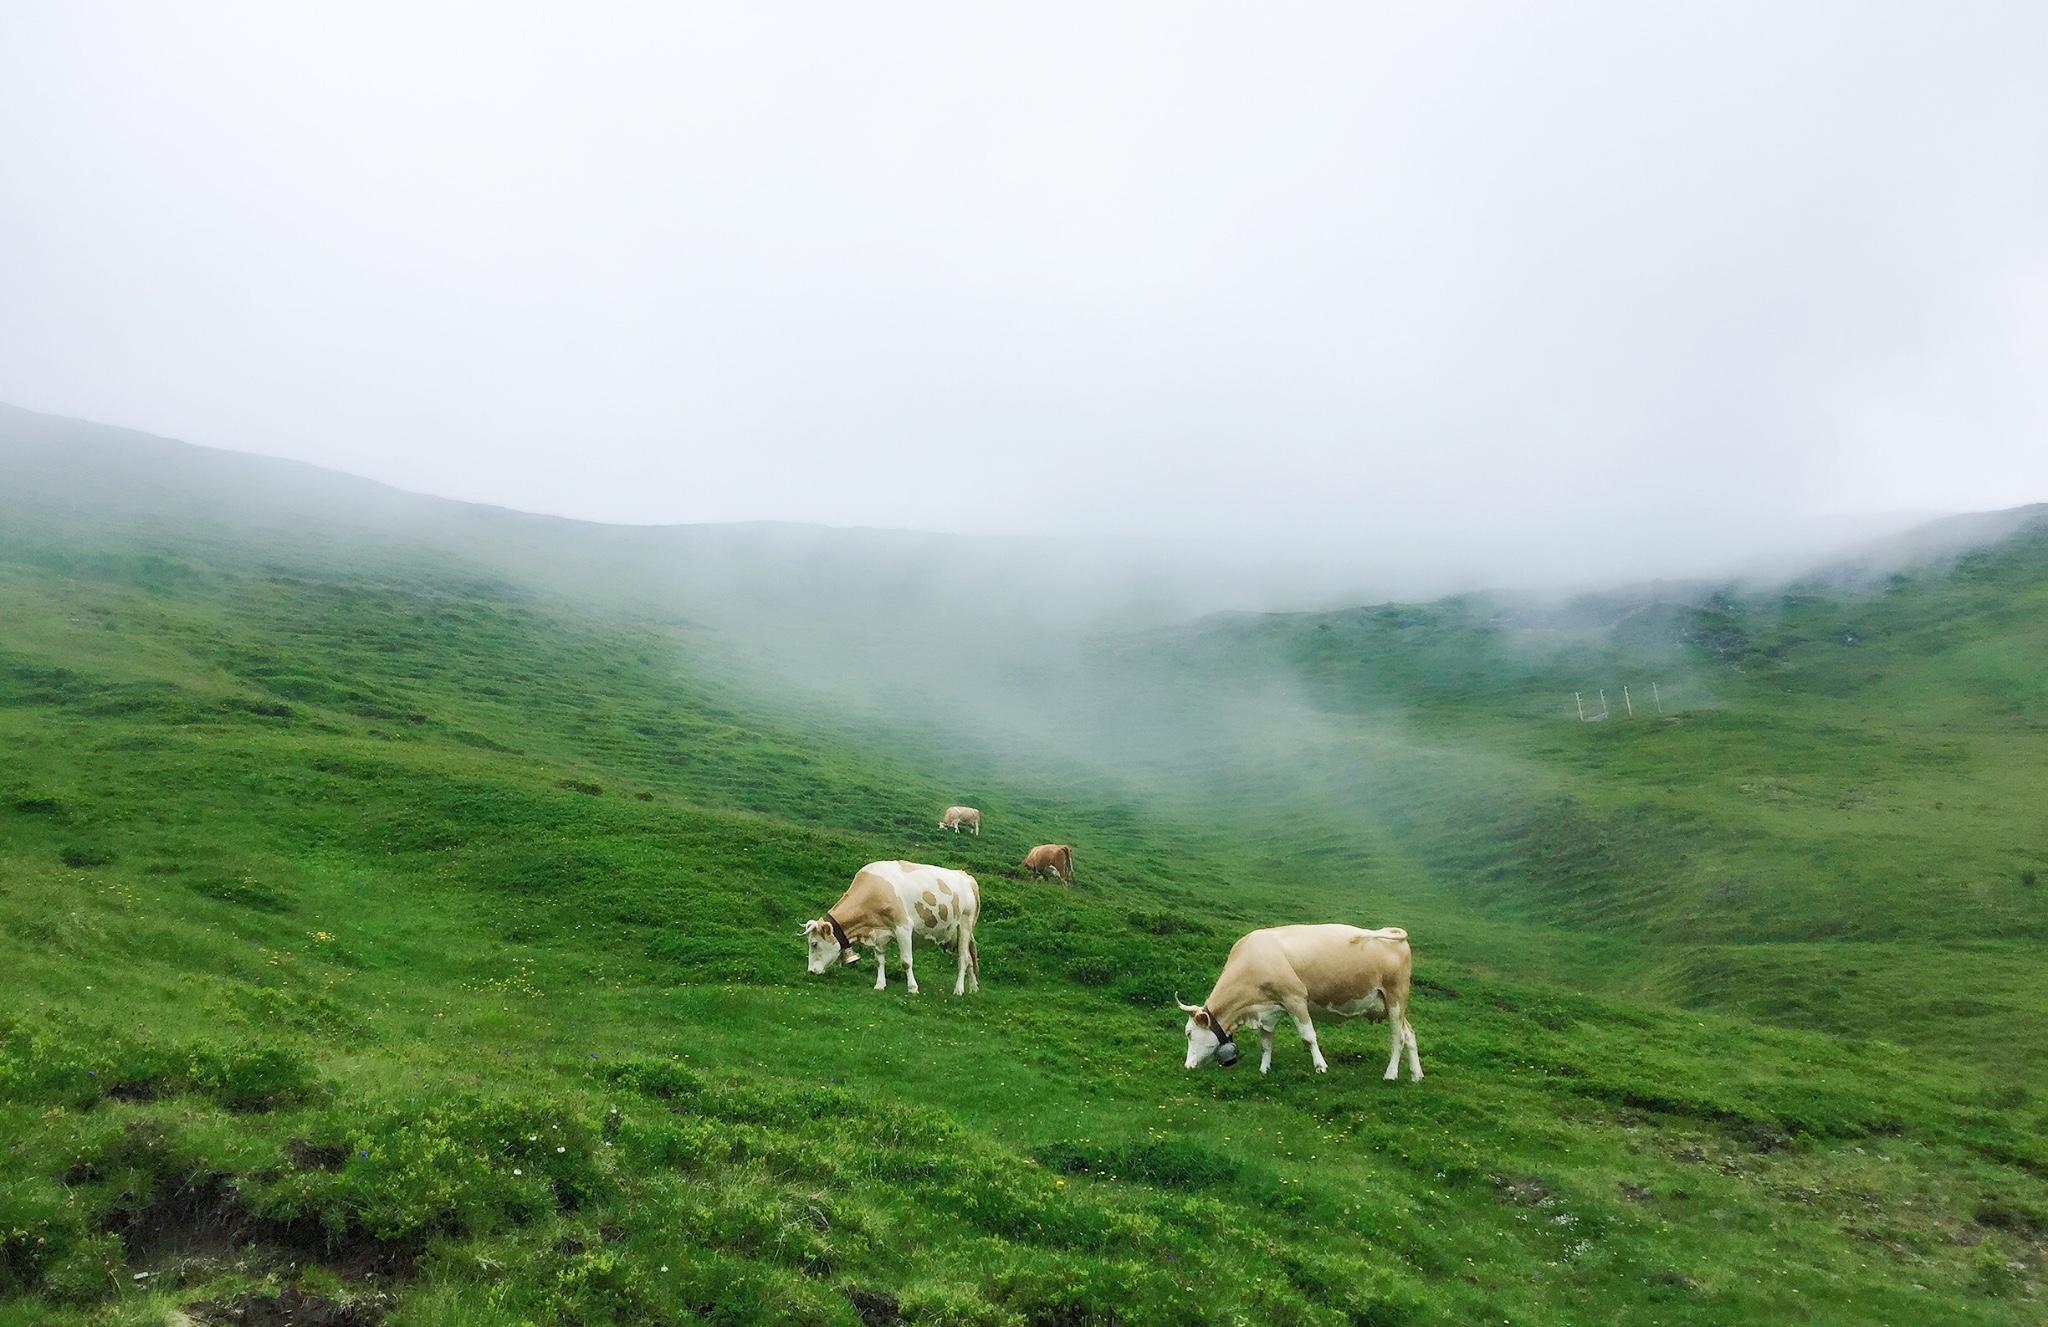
825,912,853,953
1202,1005,1240,1067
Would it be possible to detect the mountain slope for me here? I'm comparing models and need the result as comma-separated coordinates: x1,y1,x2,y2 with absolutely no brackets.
1125,514,2048,1078
1,413,2045,1324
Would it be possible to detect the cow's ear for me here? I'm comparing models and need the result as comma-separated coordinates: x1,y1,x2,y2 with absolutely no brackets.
1193,1008,1212,1028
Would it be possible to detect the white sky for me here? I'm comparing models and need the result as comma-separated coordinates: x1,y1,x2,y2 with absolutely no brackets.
3,3,2046,582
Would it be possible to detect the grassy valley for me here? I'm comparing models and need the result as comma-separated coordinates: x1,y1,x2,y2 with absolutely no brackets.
1164,523,2048,1081
2,420,2046,1325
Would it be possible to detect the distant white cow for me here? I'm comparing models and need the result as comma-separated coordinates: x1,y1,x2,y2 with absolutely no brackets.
940,806,981,834
1179,924,1421,1081
803,860,981,996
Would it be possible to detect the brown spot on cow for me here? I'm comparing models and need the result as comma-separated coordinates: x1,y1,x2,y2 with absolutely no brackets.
922,890,939,906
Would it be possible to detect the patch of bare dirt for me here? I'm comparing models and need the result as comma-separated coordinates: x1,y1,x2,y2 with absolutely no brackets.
183,1286,392,1327
108,1172,418,1288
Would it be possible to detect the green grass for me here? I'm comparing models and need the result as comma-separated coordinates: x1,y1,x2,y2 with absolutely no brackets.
2,448,2046,1324
1174,528,2048,1085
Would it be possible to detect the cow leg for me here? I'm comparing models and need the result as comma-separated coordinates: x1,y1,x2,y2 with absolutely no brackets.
1403,1015,1424,1081
1281,999,1328,1073
896,925,919,994
1257,1026,1275,1074
1384,1000,1407,1080
952,927,971,996
967,934,980,993
873,937,888,991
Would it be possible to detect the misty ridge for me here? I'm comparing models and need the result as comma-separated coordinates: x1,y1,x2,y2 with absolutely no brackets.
3,399,2034,819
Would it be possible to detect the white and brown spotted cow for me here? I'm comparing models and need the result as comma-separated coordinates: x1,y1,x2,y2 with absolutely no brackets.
803,860,980,996
1021,843,1073,884
1179,924,1421,1081
939,806,981,834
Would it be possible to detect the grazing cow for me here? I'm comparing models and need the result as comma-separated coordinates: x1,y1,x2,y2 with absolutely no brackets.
940,806,981,834
1021,843,1073,884
803,860,980,996
1178,924,1421,1081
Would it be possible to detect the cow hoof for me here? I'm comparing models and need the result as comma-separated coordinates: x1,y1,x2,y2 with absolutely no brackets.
1315,1063,1328,1073
1383,1070,1400,1081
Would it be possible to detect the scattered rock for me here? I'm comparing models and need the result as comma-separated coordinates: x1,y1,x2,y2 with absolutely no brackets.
845,1285,907,1327
1490,1174,1553,1207
1727,1119,1792,1153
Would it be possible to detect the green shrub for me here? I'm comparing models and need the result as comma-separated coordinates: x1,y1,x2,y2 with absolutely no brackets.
546,1245,662,1323
1064,959,1116,987
0,1024,311,1113
37,1231,121,1306
605,1058,705,1105
0,1179,84,1297
250,1094,614,1242
181,1044,316,1112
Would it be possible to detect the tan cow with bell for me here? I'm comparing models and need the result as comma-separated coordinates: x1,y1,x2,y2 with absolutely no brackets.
1021,843,1073,884
802,860,981,995
1179,924,1422,1081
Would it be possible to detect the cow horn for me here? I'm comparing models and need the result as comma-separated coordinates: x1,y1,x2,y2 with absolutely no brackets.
1175,992,1201,1014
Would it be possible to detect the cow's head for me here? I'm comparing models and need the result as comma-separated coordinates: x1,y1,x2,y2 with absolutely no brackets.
802,918,861,974
1178,997,1238,1069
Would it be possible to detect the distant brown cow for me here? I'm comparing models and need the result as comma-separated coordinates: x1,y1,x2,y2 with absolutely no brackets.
1022,844,1073,884
940,805,981,834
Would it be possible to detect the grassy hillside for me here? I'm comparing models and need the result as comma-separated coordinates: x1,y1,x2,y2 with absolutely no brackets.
1137,517,2048,1083
2,424,2045,1324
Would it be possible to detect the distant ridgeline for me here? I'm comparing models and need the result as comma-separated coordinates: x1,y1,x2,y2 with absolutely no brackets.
3,403,2046,1324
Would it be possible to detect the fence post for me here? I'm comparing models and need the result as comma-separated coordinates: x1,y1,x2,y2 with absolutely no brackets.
1575,692,1585,721
1624,686,1633,717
